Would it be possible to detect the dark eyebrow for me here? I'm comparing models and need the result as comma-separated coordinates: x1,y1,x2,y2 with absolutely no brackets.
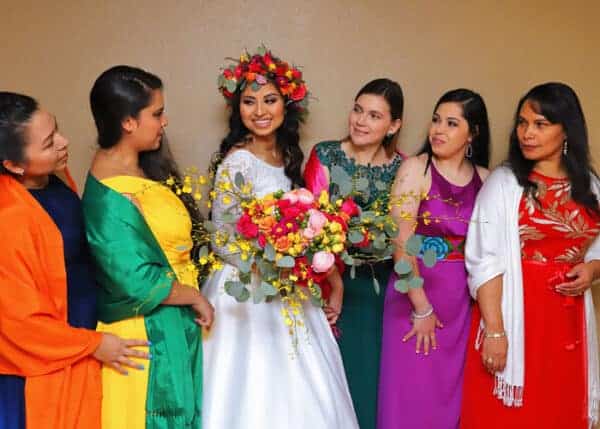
446,116,462,122
263,92,280,98
43,117,58,143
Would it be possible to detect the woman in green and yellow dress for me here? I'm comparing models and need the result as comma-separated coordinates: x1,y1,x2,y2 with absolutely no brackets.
82,66,214,429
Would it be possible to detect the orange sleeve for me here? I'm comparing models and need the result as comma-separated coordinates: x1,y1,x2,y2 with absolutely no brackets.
0,219,102,377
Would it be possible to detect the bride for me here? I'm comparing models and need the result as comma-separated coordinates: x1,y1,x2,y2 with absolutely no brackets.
202,47,359,429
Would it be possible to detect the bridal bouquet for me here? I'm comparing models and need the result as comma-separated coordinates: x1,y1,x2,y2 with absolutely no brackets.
208,171,359,326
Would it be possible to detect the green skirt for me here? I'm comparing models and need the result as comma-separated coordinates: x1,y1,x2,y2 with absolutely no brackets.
337,261,392,429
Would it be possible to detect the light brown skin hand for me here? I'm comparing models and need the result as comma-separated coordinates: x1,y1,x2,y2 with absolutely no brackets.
93,333,150,375
402,313,444,355
555,261,600,296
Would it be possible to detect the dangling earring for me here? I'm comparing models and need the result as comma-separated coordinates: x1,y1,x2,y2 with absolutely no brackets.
465,143,473,158
563,139,568,156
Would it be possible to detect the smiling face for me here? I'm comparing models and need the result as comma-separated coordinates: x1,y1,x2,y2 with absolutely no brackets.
124,89,168,152
428,102,472,160
239,82,285,139
516,100,565,165
348,93,401,147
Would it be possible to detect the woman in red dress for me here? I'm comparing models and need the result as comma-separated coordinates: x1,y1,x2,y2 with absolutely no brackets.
460,82,600,429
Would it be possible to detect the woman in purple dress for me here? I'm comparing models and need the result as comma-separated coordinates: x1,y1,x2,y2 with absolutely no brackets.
378,89,490,429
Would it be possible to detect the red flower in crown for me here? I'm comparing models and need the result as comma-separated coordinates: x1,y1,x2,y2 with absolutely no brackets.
217,46,309,111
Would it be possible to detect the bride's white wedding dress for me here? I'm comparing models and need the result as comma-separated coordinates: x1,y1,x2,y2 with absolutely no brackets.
202,149,358,429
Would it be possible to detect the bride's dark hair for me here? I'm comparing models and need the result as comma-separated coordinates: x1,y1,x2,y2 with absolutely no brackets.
211,88,304,188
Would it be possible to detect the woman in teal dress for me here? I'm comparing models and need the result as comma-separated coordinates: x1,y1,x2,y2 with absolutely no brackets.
304,78,404,429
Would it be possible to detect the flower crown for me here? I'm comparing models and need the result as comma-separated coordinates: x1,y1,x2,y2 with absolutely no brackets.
218,46,309,110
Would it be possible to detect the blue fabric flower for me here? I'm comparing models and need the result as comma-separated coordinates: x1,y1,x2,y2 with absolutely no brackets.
420,236,450,260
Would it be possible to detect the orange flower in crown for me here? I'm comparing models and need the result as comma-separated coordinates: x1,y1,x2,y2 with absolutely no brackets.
218,45,309,112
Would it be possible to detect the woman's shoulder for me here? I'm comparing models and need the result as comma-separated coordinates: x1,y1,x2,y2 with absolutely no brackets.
475,165,490,181
397,153,428,175
312,140,342,163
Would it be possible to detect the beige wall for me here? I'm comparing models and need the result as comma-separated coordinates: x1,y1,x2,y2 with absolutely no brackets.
2,0,600,388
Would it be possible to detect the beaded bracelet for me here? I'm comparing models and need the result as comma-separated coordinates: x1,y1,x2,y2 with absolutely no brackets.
411,306,434,320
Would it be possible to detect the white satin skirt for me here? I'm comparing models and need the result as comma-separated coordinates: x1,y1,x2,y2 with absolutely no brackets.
201,264,359,429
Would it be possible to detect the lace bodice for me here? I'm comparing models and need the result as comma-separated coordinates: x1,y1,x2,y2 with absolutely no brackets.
211,149,291,266
314,140,402,208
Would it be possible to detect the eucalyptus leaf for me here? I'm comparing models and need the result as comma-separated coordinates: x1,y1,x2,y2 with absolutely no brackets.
408,276,425,289
252,288,266,304
394,279,409,293
405,234,423,256
234,172,245,188
251,81,260,92
310,284,323,300
341,251,354,265
203,220,217,233
349,230,365,244
422,248,438,268
236,288,250,302
239,258,252,274
220,213,237,223
224,79,237,93
256,46,266,55
276,256,295,268
260,281,278,296
372,277,381,295
224,281,245,298
239,271,252,284
394,259,412,275
373,234,387,250
361,211,376,220
264,243,276,261
350,264,356,279
258,259,275,278
198,245,209,259
384,221,399,237
310,295,324,307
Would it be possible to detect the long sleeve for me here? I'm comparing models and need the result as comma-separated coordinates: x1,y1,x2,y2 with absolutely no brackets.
0,213,102,377
211,150,255,268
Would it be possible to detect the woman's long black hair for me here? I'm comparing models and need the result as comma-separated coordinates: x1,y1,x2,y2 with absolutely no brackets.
211,85,304,188
0,92,38,176
89,65,204,232
419,88,490,170
507,82,599,216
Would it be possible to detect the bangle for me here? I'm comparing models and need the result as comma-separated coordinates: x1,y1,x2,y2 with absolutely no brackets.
484,330,506,339
411,306,434,320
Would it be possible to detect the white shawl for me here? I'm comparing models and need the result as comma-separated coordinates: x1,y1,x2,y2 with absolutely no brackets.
465,166,600,427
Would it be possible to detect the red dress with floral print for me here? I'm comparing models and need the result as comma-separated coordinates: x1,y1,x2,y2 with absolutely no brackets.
460,171,600,429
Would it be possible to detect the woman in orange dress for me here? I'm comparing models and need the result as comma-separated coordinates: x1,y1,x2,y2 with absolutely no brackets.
0,92,149,429
460,82,600,429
